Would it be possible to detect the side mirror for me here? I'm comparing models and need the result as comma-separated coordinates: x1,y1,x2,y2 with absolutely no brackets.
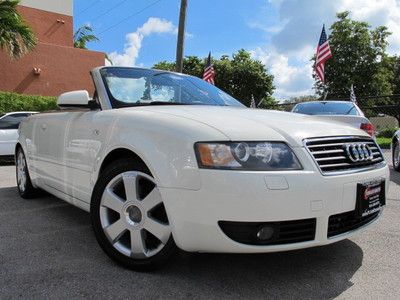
57,90,92,109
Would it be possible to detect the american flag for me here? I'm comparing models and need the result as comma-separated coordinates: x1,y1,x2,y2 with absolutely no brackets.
203,52,215,85
315,25,332,83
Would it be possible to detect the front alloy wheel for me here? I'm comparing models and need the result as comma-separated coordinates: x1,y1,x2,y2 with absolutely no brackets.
16,148,38,198
91,159,176,270
16,150,27,193
394,142,400,171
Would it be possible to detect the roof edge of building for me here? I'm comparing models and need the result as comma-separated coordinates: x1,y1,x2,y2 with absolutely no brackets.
19,0,73,16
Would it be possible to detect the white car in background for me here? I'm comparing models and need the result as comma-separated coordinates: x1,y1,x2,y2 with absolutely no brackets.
0,112,36,157
16,67,389,270
292,101,375,136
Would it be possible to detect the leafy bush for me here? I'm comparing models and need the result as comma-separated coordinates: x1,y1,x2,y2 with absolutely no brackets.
0,91,58,114
376,137,391,149
376,127,398,138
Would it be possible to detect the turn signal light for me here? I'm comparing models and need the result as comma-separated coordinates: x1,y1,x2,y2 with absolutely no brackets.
360,123,375,136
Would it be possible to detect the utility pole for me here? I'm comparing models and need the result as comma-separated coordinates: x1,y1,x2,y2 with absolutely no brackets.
175,0,187,73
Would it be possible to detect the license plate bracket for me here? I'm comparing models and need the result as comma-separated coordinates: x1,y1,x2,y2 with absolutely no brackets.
356,179,385,218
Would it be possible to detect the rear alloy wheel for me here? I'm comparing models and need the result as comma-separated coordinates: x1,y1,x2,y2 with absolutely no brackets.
91,160,176,270
16,148,38,198
394,142,400,171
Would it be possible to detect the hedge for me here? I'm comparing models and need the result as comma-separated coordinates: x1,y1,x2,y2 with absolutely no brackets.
376,127,398,138
0,91,58,114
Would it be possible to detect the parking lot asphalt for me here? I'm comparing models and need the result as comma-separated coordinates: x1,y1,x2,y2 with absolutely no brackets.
0,151,399,299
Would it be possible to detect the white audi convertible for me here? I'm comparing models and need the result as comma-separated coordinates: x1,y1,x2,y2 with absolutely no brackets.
16,67,389,270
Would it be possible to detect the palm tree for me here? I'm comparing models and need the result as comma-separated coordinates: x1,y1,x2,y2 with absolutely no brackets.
73,25,112,65
0,0,37,59
73,25,99,49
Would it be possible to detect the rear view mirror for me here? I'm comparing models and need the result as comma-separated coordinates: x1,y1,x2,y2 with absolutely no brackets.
57,90,91,109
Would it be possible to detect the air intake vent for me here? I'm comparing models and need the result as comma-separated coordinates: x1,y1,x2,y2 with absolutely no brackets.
305,136,384,175
328,210,380,238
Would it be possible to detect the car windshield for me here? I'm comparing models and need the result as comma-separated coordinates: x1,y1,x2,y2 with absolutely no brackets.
292,102,359,116
100,67,244,108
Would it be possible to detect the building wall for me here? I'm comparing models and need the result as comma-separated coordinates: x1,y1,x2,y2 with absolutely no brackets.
0,3,104,97
18,6,73,47
20,0,73,16
0,44,104,96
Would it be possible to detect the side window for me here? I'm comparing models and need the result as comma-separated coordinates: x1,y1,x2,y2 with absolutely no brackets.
0,114,29,130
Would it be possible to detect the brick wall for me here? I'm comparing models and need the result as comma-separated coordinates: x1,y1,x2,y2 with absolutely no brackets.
0,5,105,97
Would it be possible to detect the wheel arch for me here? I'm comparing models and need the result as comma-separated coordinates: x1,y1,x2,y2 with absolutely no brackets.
97,148,153,179
393,133,399,144
15,142,22,156
393,133,400,153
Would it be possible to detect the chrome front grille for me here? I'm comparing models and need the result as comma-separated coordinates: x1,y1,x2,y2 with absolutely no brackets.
304,136,385,175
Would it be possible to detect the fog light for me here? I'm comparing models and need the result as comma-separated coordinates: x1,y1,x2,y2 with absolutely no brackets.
256,226,274,240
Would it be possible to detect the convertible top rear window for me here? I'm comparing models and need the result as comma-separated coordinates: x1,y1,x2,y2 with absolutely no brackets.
100,67,244,108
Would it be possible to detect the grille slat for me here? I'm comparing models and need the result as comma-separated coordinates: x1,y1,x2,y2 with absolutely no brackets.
312,149,344,155
308,142,347,148
316,156,347,162
305,136,385,175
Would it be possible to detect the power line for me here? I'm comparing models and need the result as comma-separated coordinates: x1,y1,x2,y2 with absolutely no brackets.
98,0,164,35
76,0,100,16
91,0,130,22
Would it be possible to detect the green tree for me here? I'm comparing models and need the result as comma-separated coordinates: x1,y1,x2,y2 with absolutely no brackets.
314,12,393,105
391,56,400,95
0,0,36,59
153,50,276,107
284,95,319,104
73,25,99,49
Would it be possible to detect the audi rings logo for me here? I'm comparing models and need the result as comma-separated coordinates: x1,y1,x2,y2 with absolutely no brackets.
344,143,374,162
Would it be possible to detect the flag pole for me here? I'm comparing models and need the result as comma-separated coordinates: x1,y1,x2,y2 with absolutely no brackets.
323,85,328,100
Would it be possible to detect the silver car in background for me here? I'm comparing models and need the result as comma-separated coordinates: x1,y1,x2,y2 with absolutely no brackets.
292,101,374,136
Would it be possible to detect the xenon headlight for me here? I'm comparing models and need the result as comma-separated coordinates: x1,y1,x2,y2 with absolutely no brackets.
195,142,302,170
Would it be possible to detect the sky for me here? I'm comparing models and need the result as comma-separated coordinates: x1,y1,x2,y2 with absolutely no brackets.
74,0,400,100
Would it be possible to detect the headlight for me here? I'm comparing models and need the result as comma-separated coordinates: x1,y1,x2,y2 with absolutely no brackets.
195,142,302,170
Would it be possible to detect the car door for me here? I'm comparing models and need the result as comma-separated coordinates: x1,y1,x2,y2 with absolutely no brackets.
0,113,30,156
64,110,111,204
33,112,72,192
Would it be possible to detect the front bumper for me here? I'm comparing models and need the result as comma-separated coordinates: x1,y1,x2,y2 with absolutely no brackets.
160,164,389,253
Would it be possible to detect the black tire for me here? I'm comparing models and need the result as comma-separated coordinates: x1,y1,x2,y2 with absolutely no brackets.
91,158,177,271
393,141,400,171
15,147,39,199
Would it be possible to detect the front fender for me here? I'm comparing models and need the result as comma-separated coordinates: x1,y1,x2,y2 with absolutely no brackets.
93,113,228,191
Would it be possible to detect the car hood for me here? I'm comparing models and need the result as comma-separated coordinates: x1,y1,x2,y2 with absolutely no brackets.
122,105,369,147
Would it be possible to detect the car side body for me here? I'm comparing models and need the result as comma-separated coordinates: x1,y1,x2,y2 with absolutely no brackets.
16,67,389,269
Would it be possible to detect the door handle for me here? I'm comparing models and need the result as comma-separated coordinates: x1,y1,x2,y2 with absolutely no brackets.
41,123,47,131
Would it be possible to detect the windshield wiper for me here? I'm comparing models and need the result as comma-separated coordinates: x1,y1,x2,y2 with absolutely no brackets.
146,101,189,106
